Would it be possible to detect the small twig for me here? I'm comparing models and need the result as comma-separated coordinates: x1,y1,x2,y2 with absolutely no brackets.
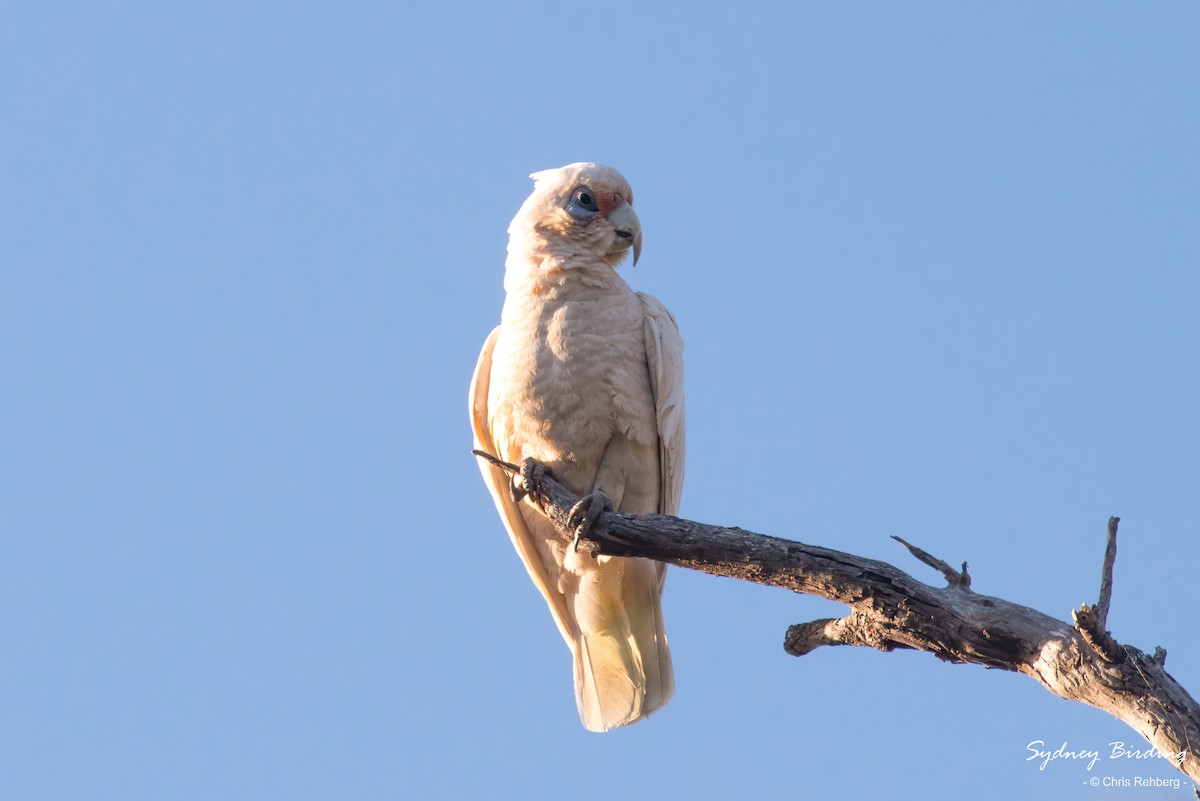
785,614,916,657
891,535,971,589
1095,516,1120,629
471,449,518,473
783,619,847,656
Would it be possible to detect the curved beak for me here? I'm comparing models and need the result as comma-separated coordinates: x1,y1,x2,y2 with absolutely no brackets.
606,202,642,266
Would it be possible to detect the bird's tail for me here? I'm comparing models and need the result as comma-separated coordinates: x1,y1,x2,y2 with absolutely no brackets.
571,556,673,732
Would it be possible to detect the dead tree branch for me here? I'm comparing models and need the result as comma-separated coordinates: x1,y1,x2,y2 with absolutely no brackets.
1095,515,1120,628
473,451,1200,782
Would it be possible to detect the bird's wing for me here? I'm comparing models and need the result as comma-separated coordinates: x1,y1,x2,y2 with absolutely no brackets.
638,292,686,517
470,326,575,648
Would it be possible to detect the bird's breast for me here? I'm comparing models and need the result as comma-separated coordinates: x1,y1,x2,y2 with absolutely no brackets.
489,290,657,472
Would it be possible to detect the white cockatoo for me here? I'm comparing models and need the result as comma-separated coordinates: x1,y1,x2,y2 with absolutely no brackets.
470,163,685,732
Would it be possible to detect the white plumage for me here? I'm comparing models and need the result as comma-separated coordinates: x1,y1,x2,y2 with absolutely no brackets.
470,163,685,731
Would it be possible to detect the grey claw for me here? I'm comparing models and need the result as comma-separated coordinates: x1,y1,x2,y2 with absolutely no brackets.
513,458,549,505
567,490,612,556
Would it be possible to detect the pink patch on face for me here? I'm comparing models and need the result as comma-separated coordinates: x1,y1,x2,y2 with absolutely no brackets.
596,191,623,216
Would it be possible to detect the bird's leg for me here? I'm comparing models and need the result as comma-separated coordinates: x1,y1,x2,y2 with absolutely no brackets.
568,489,613,556
511,457,551,505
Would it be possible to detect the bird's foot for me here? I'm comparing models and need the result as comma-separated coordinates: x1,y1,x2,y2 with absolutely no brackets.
568,490,613,557
511,458,551,505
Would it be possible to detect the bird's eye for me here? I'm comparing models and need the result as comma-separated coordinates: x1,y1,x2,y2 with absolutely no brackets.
565,186,599,219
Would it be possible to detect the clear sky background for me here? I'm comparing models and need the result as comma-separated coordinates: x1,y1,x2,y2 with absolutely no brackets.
3,3,1197,800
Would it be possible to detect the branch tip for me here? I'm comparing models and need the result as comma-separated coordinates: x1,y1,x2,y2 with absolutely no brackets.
784,619,843,657
1095,516,1120,629
471,449,519,474
891,535,971,590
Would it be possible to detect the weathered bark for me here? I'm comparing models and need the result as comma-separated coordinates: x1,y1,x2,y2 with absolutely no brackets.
475,451,1200,782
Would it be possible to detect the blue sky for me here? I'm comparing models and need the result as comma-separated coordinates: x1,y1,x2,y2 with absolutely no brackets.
3,3,1197,799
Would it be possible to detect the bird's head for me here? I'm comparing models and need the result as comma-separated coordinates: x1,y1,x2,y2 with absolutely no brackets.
507,162,642,272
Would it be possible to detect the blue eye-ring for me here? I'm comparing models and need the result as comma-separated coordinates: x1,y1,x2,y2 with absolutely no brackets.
565,186,599,219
